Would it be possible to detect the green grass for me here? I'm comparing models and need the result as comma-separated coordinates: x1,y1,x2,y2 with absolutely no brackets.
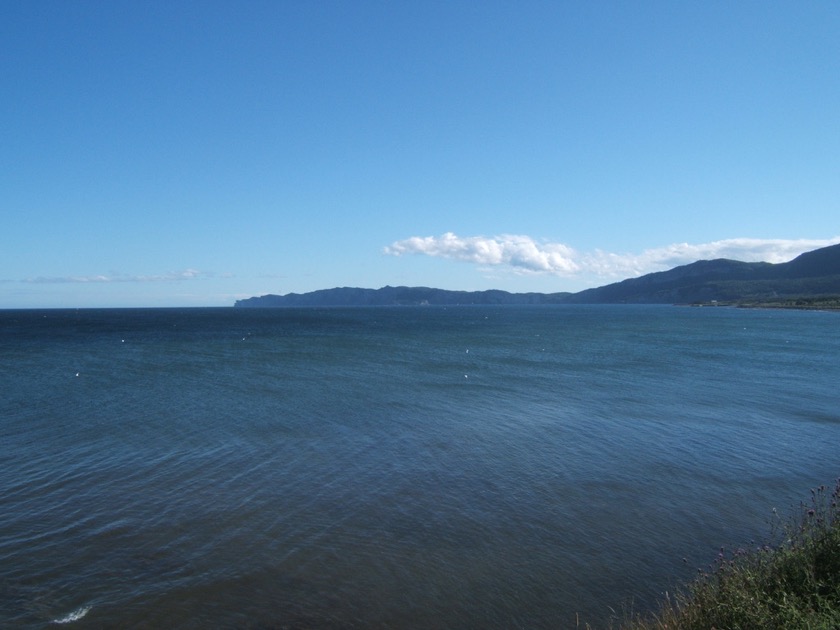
619,480,840,630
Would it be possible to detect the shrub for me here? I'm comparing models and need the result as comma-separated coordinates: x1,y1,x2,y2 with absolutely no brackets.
622,480,840,630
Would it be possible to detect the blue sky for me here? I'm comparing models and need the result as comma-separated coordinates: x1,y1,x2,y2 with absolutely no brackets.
2,1,839,308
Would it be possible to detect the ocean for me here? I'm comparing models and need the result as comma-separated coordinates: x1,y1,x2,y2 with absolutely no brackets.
1,305,838,628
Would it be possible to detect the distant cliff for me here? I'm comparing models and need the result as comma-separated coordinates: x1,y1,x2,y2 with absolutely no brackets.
235,285,571,307
235,243,840,307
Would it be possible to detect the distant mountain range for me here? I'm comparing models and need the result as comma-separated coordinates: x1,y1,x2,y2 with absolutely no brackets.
235,243,840,307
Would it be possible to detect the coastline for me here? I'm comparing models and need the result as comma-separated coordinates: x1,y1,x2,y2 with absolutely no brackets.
688,297,840,311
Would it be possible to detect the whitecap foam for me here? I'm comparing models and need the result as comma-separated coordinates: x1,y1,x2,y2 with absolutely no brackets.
52,605,91,624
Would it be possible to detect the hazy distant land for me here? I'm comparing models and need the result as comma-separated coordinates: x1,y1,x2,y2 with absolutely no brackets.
236,243,840,308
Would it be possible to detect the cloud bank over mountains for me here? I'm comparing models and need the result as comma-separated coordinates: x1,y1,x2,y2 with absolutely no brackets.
385,233,840,280
18,236,840,294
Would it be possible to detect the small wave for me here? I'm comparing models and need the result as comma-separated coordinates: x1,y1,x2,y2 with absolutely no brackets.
52,605,92,624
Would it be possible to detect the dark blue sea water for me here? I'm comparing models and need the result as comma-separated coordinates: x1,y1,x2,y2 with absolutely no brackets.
1,305,838,628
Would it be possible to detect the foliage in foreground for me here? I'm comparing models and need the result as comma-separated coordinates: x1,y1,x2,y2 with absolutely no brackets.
622,480,840,630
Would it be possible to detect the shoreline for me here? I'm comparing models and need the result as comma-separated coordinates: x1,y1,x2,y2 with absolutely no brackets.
688,298,840,311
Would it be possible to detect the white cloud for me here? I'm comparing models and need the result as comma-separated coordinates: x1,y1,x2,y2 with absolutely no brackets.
23,269,213,284
385,233,840,280
384,232,580,275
